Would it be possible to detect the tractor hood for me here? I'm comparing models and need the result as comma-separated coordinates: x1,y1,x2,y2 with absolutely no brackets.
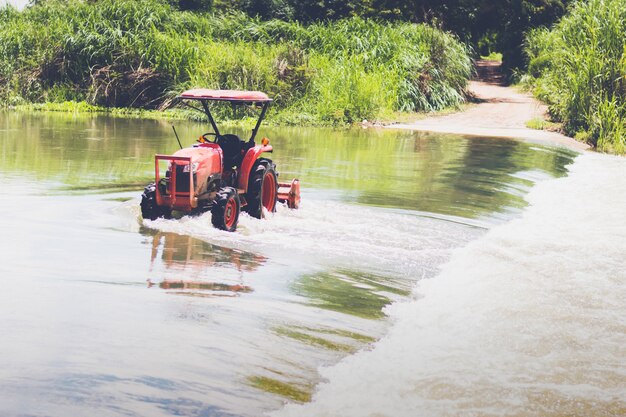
171,144,223,176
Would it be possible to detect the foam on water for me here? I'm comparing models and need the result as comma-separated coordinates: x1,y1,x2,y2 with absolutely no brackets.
272,153,626,417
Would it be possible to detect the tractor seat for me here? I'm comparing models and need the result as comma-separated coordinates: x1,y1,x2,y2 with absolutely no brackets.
217,134,244,169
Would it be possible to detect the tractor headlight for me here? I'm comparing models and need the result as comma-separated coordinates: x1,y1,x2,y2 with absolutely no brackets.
183,162,199,173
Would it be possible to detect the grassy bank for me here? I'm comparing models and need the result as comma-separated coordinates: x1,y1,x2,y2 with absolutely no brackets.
524,0,626,154
0,0,472,126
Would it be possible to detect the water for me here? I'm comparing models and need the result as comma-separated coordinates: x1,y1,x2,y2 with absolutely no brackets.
275,153,626,417
0,111,598,417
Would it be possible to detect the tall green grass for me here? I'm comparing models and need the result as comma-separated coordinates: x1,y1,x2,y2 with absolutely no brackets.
524,0,626,154
0,0,472,124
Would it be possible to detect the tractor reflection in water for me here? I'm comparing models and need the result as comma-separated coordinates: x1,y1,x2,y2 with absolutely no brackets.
144,229,265,297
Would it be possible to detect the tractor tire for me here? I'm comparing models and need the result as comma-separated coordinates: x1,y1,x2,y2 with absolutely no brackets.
244,158,277,219
140,183,171,220
211,187,240,232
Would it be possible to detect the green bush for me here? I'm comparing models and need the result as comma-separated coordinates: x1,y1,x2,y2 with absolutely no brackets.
524,0,626,153
0,0,472,124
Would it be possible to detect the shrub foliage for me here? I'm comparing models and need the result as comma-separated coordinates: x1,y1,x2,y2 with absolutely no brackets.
0,0,472,124
525,0,626,153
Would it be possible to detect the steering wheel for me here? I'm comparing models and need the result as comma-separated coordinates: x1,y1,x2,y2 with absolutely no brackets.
200,132,217,143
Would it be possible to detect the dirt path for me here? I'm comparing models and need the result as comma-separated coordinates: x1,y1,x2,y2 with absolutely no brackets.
388,60,590,152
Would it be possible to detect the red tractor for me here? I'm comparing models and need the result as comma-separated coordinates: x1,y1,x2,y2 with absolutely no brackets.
140,89,300,232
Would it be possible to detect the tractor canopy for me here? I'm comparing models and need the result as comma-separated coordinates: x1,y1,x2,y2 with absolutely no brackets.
175,89,272,143
178,89,272,103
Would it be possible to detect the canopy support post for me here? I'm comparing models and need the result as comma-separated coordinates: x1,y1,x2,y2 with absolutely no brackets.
201,100,221,137
249,102,269,144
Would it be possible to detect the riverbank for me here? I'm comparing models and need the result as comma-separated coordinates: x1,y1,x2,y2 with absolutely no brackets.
0,0,472,125
388,61,590,153
523,0,626,154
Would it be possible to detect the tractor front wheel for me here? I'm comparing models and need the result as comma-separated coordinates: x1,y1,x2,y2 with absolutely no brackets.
211,187,240,232
244,159,277,219
140,183,171,220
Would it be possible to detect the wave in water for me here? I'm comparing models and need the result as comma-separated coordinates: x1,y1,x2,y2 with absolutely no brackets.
272,152,626,417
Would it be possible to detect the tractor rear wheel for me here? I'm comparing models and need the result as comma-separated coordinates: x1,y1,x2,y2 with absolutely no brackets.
244,158,277,219
211,187,240,232
141,183,171,220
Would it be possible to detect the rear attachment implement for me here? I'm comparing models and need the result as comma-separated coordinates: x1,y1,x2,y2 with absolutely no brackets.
278,179,301,209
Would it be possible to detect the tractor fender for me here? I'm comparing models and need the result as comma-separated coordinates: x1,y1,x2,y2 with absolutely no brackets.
238,145,273,191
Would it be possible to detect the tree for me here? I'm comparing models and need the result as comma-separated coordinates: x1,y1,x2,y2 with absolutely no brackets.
484,0,571,70
217,0,572,71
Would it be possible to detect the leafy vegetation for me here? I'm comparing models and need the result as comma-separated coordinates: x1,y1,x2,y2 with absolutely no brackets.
0,0,472,125
524,0,626,153
525,117,561,132
481,52,503,62
215,0,572,73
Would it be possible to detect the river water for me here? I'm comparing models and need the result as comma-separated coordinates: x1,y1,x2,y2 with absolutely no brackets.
0,112,623,416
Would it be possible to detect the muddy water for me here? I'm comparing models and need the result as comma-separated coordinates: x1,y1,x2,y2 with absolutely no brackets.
0,112,578,417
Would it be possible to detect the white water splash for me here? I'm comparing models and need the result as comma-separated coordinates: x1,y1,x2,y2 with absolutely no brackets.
272,152,626,417
144,198,483,281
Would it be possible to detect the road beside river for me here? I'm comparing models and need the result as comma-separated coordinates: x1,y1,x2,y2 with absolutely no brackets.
389,60,590,153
